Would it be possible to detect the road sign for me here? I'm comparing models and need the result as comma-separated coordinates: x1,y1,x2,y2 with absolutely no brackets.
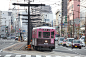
22,30,25,32
74,18,80,24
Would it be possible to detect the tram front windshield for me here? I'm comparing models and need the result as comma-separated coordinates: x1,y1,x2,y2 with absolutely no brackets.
43,32,50,38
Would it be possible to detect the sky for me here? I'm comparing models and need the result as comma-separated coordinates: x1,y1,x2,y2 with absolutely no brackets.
0,0,61,19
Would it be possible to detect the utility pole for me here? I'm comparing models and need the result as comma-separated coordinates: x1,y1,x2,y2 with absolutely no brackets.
67,15,69,37
12,0,45,49
73,11,74,38
28,0,30,45
61,17,63,37
85,13,86,45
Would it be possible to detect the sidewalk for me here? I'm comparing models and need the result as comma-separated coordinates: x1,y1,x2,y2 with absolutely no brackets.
3,42,86,57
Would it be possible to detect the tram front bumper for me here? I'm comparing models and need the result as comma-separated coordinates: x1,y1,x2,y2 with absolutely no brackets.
38,44,55,48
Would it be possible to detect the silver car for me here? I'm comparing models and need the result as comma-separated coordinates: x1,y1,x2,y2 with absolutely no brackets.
7,37,11,40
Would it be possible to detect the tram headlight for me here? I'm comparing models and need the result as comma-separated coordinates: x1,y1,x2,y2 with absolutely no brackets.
45,40,48,43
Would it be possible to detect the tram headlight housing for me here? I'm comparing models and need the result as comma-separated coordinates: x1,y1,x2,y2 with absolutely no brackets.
45,40,48,43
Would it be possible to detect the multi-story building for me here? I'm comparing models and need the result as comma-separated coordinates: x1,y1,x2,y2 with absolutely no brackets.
80,0,86,34
0,11,12,37
61,0,67,24
31,5,53,26
53,19,56,28
61,0,67,17
61,0,67,37
20,11,27,37
67,0,80,37
55,10,61,35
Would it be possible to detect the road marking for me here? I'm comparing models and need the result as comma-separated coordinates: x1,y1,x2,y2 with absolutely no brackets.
15,55,21,57
65,56,71,57
26,55,31,57
36,55,41,57
75,56,80,57
4,54,12,57
56,56,62,57
46,55,51,57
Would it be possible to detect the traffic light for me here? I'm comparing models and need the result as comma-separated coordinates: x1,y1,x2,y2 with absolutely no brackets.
5,26,8,33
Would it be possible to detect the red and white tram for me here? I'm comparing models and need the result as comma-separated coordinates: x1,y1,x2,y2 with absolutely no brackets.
32,26,55,51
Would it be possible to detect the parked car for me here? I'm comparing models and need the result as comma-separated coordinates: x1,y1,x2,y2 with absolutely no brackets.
80,36,85,42
58,37,65,45
15,37,18,40
23,36,27,41
71,40,81,49
7,37,11,40
62,39,67,46
80,40,85,47
66,38,74,47
11,36,16,39
55,35,58,41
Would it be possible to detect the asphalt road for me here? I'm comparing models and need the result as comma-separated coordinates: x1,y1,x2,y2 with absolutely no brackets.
0,39,18,50
0,39,22,56
54,41,86,55
0,39,86,57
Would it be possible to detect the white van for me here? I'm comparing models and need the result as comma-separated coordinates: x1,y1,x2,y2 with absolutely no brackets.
58,37,65,45
66,38,74,47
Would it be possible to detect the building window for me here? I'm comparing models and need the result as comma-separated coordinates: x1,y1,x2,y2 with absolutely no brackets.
69,0,72,2
78,0,80,2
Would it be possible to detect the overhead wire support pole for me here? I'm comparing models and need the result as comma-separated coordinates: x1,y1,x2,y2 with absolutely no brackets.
27,0,30,46
73,11,74,38
12,1,45,49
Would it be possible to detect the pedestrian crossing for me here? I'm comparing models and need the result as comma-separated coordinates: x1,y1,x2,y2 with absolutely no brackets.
0,54,85,57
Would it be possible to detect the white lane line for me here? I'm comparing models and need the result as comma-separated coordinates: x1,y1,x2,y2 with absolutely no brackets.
36,55,42,57
15,55,21,57
55,56,61,57
46,55,51,57
65,56,71,57
75,56,80,57
26,55,31,57
4,54,12,57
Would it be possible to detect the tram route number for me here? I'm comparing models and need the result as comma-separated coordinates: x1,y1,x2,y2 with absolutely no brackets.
44,43,48,45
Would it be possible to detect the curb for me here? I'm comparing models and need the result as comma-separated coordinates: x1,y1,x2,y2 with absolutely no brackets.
3,42,20,51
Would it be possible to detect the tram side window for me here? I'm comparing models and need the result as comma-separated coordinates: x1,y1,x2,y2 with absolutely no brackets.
38,32,41,38
43,32,50,38
51,31,54,38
